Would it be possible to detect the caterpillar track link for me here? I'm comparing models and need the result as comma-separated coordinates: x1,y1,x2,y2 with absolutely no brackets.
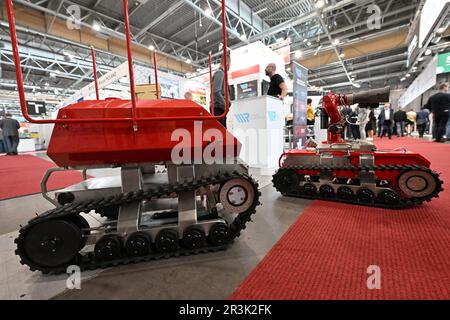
273,163,443,209
15,171,261,274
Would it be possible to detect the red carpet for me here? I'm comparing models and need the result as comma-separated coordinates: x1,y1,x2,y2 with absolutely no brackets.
232,137,450,300
0,154,87,200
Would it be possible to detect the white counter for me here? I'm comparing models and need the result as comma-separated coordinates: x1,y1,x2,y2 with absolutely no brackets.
18,138,36,153
228,96,285,175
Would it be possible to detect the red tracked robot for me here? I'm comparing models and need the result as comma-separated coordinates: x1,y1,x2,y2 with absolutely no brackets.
273,89,443,208
7,0,260,273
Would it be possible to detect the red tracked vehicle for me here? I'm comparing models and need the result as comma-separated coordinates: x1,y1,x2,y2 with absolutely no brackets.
7,0,260,274
273,89,443,208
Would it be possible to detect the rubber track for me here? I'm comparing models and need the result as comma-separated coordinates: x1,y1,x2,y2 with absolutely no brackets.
15,171,261,274
273,164,443,209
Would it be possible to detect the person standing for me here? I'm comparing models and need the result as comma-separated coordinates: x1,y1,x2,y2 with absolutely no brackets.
0,127,7,154
357,106,370,140
348,106,360,140
0,113,20,155
365,110,376,140
265,63,287,100
306,98,315,125
393,107,407,137
379,103,394,139
424,82,450,142
406,109,416,136
212,53,231,128
184,91,193,101
416,108,430,138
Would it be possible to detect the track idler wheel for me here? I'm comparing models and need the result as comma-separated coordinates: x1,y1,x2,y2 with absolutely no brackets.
182,227,206,249
357,188,375,203
95,235,123,262
125,232,152,257
337,186,354,200
19,220,82,269
155,229,179,253
273,170,299,194
209,223,231,246
65,215,90,250
219,178,257,214
302,182,317,196
378,190,400,205
397,170,440,200
319,184,335,198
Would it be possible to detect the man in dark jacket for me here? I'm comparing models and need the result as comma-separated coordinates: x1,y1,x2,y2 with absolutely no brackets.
0,113,20,155
379,103,394,139
212,53,231,128
393,107,407,137
425,82,450,142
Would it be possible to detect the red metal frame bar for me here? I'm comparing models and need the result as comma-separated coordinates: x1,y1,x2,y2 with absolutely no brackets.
91,46,100,100
152,49,160,100
209,51,214,115
5,0,230,124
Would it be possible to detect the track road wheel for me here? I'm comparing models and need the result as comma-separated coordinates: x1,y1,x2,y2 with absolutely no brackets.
155,229,179,253
209,223,231,246
125,232,151,257
302,182,317,196
319,184,335,198
273,170,299,194
182,227,206,249
20,220,82,269
95,235,123,262
357,188,375,204
337,186,354,200
378,190,400,206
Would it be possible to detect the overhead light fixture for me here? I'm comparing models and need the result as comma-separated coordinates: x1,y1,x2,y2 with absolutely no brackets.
303,39,308,43
316,0,325,8
425,49,432,56
204,8,212,17
437,27,446,34
44,82,50,87
295,50,302,59
307,41,312,46
196,68,202,72
276,37,284,43
255,7,268,14
186,59,192,64
148,45,155,51
286,67,291,72
333,39,340,45
49,72,56,78
418,57,425,61
406,73,411,78
400,77,406,81
240,33,247,40
92,21,101,32
339,53,345,58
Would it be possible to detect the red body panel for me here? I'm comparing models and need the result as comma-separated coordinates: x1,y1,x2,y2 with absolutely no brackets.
48,99,240,167
280,149,432,193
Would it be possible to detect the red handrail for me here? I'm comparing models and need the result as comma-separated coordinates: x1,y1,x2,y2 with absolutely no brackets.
152,49,160,100
209,51,214,115
5,0,230,123
91,46,100,100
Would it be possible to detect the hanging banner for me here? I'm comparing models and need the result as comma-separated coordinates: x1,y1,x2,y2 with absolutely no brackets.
292,62,308,148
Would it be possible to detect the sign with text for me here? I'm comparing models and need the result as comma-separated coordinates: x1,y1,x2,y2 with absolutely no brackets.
292,62,308,148
26,101,46,116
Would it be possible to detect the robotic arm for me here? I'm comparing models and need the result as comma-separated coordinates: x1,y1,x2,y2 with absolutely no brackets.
320,87,390,144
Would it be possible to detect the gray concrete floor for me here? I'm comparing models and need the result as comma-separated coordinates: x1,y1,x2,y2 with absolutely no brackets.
0,154,311,299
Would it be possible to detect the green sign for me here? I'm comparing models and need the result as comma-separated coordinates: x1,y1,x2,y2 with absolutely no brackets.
437,52,450,74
